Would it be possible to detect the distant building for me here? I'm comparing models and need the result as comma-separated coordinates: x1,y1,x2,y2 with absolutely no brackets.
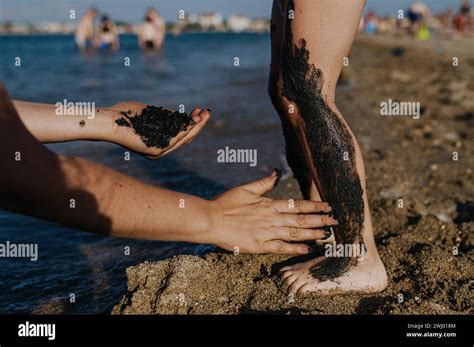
36,21,74,34
227,14,252,32
249,17,269,33
203,12,224,28
187,12,223,29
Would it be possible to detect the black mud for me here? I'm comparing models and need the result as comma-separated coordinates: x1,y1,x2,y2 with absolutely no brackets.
280,0,365,279
310,257,352,282
114,105,195,148
273,167,283,188
268,17,313,199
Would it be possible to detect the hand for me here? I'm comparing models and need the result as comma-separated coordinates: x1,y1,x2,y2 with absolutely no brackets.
107,102,211,159
208,171,338,255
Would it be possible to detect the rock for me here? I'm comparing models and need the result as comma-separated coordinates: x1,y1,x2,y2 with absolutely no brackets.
444,131,460,142
390,70,411,82
434,213,452,223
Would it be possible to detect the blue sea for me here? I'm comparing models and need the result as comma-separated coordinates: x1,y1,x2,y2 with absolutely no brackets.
0,33,287,313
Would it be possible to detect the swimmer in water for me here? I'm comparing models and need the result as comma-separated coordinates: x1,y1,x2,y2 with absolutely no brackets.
97,15,119,50
0,84,338,254
268,0,388,295
141,8,166,50
74,8,97,50
138,11,165,51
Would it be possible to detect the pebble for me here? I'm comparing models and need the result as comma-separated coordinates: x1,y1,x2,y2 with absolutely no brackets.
435,213,452,223
379,188,403,199
444,131,460,142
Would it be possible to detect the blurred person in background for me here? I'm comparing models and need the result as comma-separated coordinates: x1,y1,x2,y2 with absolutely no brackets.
454,0,471,34
406,2,432,39
363,10,378,35
97,15,120,50
138,7,166,50
138,9,165,50
75,8,97,50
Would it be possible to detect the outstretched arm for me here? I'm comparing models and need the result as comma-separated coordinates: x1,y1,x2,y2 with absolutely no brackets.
5,97,213,243
1,85,338,254
13,100,210,159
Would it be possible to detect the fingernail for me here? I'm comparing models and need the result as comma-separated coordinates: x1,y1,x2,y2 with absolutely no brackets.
204,108,212,113
273,167,282,188
192,114,202,123
300,247,310,255
322,229,332,240
332,218,339,225
324,203,332,212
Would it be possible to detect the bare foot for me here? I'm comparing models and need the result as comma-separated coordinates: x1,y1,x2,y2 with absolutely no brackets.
272,70,386,295
280,254,388,295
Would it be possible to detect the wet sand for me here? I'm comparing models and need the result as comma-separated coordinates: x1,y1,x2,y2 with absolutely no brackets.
112,35,473,315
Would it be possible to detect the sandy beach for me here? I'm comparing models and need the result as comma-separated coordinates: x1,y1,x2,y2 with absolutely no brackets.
112,34,474,315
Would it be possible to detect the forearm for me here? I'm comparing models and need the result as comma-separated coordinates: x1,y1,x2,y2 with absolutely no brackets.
13,100,113,143
1,147,213,243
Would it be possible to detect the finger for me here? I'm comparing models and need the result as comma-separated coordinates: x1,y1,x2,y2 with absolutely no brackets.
275,214,338,228
239,170,279,196
189,108,202,123
263,240,309,255
198,108,211,116
280,265,294,274
272,199,331,214
164,109,202,149
159,111,211,156
272,227,328,241
166,125,193,148
182,109,211,143
173,108,209,143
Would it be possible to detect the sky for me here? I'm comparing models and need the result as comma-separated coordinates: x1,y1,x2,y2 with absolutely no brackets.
0,0,467,24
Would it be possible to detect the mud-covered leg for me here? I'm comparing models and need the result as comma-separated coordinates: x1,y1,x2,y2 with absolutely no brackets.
268,0,320,201
276,0,387,295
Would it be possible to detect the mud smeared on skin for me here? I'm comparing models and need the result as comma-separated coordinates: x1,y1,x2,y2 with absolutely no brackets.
79,120,85,127
115,117,130,127
269,45,313,199
114,106,195,148
273,167,283,188
279,0,365,280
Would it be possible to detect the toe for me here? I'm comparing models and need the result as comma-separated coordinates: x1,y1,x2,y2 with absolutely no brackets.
284,274,298,288
280,265,293,273
288,278,306,295
280,270,293,280
297,283,314,295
